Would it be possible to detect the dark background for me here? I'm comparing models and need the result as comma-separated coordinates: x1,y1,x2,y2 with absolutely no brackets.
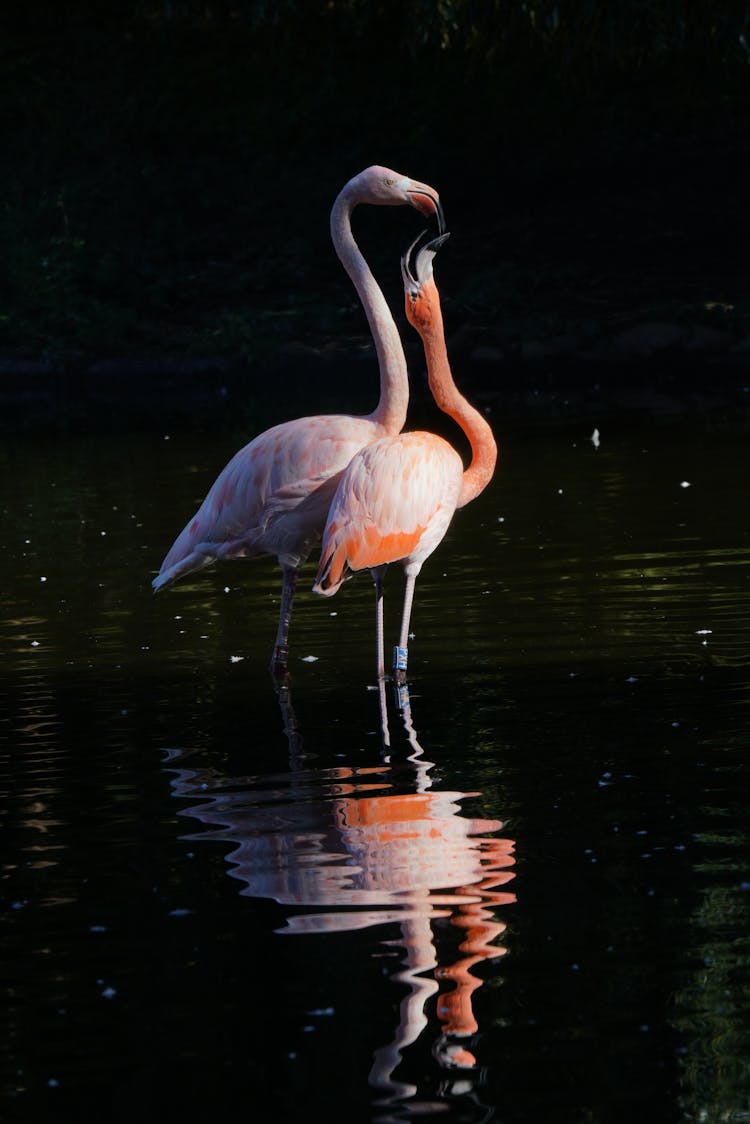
3,1,750,408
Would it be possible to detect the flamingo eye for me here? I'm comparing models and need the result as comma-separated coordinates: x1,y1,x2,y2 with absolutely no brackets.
384,177,395,187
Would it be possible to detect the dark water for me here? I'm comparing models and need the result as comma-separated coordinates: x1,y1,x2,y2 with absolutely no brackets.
2,403,750,1123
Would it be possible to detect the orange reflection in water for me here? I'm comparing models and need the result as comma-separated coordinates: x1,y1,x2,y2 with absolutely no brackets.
165,684,516,1113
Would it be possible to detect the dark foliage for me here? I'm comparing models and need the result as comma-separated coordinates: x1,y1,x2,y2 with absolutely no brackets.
2,2,749,360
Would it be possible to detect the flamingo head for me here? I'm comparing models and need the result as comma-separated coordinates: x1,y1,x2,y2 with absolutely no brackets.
401,230,451,330
350,166,445,231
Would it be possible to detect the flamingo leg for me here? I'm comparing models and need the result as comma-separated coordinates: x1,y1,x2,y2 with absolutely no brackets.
393,571,418,683
270,566,298,679
377,675,391,751
372,566,386,681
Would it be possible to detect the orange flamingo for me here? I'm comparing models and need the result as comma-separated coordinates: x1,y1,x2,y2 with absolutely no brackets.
152,166,443,677
313,231,497,679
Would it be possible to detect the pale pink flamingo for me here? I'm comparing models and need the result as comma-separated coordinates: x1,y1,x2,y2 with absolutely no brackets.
151,166,443,677
313,231,497,680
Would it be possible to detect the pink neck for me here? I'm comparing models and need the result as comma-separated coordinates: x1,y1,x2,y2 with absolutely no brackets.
330,185,408,435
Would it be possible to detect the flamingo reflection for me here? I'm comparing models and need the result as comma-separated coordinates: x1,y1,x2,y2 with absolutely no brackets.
164,688,515,1116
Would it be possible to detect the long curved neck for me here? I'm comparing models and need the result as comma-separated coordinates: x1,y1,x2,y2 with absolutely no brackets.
330,185,409,434
418,280,497,509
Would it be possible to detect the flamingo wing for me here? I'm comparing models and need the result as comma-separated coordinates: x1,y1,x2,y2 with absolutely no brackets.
153,415,379,590
313,432,463,595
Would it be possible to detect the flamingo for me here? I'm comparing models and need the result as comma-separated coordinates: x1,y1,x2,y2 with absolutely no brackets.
312,231,497,680
152,166,444,677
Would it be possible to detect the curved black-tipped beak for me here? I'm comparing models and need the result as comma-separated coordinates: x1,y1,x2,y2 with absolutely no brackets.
401,229,451,292
421,231,450,256
408,189,446,234
401,230,425,292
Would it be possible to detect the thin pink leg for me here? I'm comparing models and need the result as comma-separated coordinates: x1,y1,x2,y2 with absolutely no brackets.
372,567,386,680
377,675,391,751
393,572,417,682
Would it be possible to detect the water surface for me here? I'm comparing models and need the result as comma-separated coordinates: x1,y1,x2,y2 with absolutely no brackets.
2,405,749,1122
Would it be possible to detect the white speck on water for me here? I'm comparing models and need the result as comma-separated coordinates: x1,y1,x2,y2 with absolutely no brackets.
223,586,230,593
626,676,639,684
169,908,192,918
89,924,108,933
40,576,47,582
696,629,712,635
308,1007,335,1016
590,428,600,449
31,640,39,647
680,480,691,489
229,655,244,663
100,986,117,999
47,1078,60,1088
301,655,318,663
163,434,171,440
330,611,337,616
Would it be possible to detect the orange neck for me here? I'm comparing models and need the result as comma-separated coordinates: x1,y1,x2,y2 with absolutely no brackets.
416,279,497,508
